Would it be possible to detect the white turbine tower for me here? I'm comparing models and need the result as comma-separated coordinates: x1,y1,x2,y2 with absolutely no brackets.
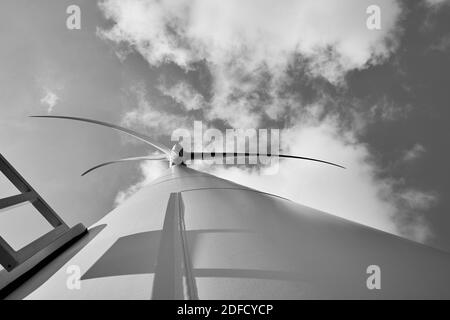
1,116,449,300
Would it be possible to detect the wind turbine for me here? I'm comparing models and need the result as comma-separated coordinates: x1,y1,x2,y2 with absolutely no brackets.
30,116,345,176
0,115,449,300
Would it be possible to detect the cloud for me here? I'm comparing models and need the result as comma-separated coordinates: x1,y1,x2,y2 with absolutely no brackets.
399,189,438,211
36,70,65,114
99,0,402,127
430,34,450,52
98,1,437,243
393,189,438,242
403,143,426,162
40,88,59,113
158,81,206,111
422,0,450,32
369,97,412,123
115,159,169,205
99,0,401,77
120,83,192,137
424,0,450,7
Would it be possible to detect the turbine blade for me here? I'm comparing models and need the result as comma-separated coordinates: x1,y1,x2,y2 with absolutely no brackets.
278,154,345,169
30,115,171,155
81,155,168,176
187,152,345,169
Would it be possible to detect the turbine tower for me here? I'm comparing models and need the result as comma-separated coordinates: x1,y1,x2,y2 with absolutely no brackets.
1,116,450,299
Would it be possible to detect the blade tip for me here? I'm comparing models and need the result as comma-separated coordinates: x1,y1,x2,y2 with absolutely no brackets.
81,170,92,177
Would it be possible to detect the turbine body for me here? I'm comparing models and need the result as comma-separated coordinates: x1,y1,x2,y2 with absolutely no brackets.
5,165,450,300
0,115,449,300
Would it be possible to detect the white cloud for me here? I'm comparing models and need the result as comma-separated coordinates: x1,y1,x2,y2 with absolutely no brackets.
99,0,402,128
394,189,438,241
399,189,437,211
115,159,168,205
158,81,206,110
424,0,450,7
403,143,426,162
369,97,412,123
121,84,192,136
430,34,450,52
100,0,401,76
40,88,59,113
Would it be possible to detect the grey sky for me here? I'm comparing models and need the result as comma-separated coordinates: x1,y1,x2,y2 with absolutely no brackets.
1,0,450,253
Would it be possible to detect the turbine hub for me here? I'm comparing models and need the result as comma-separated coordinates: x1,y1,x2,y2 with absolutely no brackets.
170,143,184,166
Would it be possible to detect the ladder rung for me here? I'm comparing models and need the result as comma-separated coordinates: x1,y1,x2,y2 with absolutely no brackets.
0,192,38,211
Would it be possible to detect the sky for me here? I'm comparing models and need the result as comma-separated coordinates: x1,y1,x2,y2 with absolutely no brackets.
1,0,450,254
